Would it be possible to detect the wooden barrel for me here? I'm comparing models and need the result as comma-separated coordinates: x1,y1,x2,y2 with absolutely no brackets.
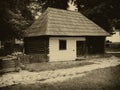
0,56,20,73
2,58,16,68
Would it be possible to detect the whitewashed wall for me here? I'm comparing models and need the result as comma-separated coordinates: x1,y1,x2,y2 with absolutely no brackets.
106,31,120,43
49,37,85,62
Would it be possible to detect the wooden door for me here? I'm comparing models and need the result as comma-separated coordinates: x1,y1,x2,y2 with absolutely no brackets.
76,41,85,57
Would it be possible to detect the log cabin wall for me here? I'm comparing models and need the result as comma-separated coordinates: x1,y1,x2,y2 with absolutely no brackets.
24,36,49,62
24,36,49,54
86,36,105,54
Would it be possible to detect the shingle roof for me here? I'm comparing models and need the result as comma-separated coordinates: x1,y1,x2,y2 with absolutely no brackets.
25,7,109,37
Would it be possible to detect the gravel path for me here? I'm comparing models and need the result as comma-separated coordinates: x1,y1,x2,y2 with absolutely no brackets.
0,56,120,87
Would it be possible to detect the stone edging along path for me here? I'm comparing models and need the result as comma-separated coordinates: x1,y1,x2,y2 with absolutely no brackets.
0,56,120,87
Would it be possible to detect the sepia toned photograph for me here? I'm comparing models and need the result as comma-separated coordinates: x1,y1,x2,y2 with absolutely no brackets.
0,0,120,90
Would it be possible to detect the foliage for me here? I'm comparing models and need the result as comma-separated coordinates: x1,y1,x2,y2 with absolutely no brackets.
0,0,34,40
75,0,120,32
27,1,42,19
38,0,69,12
38,0,120,32
0,0,120,40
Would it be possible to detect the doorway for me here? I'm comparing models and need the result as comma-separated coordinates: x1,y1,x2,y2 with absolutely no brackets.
76,41,86,57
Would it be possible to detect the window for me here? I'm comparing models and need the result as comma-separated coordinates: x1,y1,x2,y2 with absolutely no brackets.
59,40,67,50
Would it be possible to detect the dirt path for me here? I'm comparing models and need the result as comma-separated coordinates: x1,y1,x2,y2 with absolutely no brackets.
0,56,120,87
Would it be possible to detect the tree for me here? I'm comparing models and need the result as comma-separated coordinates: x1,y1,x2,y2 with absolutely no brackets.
37,0,120,32
75,0,120,32
1,0,120,40
0,0,34,40
38,0,69,12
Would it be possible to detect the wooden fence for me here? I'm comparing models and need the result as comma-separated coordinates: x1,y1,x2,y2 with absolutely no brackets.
0,54,49,73
18,54,49,64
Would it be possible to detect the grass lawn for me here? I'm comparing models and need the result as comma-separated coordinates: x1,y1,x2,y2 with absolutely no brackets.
1,65,120,90
24,61,94,72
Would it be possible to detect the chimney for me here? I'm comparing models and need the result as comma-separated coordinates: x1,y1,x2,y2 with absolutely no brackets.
67,0,78,12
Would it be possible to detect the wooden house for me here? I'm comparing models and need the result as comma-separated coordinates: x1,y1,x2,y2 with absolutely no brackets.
24,8,109,62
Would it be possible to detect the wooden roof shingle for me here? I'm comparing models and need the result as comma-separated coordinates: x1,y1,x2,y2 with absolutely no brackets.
25,7,109,37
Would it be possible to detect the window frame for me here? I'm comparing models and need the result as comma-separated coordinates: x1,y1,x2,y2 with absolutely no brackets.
59,40,67,50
